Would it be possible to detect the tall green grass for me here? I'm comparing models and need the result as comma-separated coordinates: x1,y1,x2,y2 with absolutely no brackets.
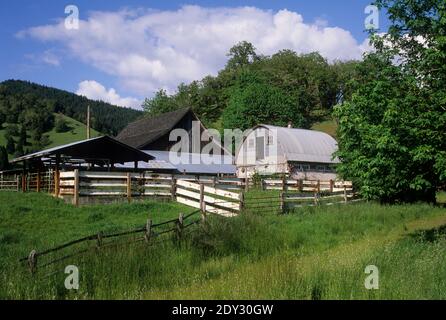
0,191,445,299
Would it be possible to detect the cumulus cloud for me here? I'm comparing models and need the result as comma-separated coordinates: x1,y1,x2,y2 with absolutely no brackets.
76,80,141,108
20,5,370,97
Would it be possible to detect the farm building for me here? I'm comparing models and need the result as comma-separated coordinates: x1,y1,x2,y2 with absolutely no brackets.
235,125,339,180
116,108,229,155
116,108,235,175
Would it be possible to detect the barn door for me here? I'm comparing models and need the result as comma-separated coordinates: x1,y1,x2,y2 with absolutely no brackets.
256,136,265,160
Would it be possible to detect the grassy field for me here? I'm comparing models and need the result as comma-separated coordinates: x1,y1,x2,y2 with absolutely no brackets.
0,114,101,158
311,118,338,138
0,191,445,299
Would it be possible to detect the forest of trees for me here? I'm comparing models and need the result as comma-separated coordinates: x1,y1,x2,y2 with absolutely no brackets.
142,42,359,130
0,80,142,136
0,80,143,165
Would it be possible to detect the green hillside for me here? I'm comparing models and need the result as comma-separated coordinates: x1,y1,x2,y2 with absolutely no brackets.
0,113,101,159
311,118,338,138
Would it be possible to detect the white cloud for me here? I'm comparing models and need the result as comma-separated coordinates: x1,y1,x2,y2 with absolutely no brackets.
24,49,61,66
20,5,370,96
76,80,141,108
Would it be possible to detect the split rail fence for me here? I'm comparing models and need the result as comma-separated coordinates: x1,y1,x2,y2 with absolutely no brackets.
20,209,202,274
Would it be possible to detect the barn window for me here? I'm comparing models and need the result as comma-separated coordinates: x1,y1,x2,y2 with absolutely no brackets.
256,136,265,160
266,135,274,145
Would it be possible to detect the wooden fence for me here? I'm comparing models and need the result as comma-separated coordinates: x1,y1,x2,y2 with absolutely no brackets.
20,209,202,274
261,178,353,193
175,180,243,217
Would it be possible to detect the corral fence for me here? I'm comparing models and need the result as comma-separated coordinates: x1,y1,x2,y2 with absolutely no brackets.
1,170,358,214
20,209,202,274
175,180,243,217
243,179,358,213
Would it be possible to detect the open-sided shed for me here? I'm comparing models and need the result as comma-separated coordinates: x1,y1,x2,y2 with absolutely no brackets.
11,136,154,171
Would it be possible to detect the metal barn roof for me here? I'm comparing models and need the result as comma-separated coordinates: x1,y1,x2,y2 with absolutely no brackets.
11,136,153,164
143,151,236,175
261,125,339,164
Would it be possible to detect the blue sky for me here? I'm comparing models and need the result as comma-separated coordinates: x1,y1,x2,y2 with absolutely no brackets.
0,1,388,108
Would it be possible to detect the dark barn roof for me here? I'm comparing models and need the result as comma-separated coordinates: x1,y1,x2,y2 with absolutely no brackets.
116,108,195,149
12,136,153,165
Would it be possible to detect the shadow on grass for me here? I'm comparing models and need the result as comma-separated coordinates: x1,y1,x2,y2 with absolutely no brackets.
409,224,446,243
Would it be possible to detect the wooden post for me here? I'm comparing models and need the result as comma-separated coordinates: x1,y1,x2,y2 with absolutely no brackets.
54,169,60,197
314,192,319,205
127,173,132,203
261,179,265,191
298,179,303,192
87,105,91,140
213,176,217,188
96,232,103,249
317,180,321,193
144,219,152,243
21,173,26,192
73,169,79,207
176,213,184,241
282,175,287,192
329,179,334,193
344,185,348,203
199,183,205,213
36,170,41,193
244,177,249,192
201,202,207,221
16,175,20,192
280,192,285,214
28,250,38,274
239,192,245,211
171,177,177,201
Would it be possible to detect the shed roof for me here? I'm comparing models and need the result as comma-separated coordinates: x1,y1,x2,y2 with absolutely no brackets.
261,125,339,164
11,136,153,164
143,150,236,175
115,108,194,148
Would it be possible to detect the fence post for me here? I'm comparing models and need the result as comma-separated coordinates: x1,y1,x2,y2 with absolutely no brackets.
176,213,184,241
201,202,207,221
36,170,41,193
127,173,132,203
261,179,265,191
171,177,177,201
314,192,319,206
239,192,245,211
330,179,334,193
199,183,205,212
145,219,152,243
344,185,348,203
298,179,303,192
28,250,37,274
317,180,321,193
282,175,287,192
54,169,60,197
280,191,285,214
16,175,19,192
73,169,79,207
21,173,26,192
96,232,103,249
245,177,249,192
213,176,217,188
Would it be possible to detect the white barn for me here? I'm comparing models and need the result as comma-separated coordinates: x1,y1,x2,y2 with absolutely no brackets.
235,125,340,180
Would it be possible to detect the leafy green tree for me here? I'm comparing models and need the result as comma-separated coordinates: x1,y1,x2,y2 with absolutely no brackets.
55,116,70,133
5,136,15,155
142,89,178,115
226,41,260,70
334,0,446,203
0,146,8,170
222,71,305,131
